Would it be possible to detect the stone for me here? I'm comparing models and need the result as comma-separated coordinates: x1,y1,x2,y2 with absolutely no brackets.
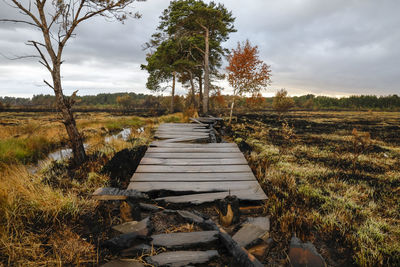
151,231,219,249
232,217,270,248
146,250,219,267
112,217,151,236
289,236,326,267
100,259,144,267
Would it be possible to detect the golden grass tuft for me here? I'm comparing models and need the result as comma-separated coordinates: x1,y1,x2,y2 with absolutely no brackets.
0,164,97,265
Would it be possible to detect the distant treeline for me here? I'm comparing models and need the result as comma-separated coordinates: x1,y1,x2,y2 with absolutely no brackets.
1,92,399,112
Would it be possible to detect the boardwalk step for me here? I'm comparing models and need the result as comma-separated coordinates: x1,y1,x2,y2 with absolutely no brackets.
132,172,255,182
146,250,219,267
128,181,262,193
146,147,239,153
144,152,244,158
140,157,248,165
151,231,219,248
135,164,252,173
150,142,236,148
232,217,270,248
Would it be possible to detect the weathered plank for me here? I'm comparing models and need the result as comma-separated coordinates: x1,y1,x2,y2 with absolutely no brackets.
136,165,252,173
156,127,208,131
160,123,204,126
144,152,244,159
232,217,270,248
157,127,208,131
128,180,261,193
155,135,210,139
146,147,240,153
146,250,218,267
151,231,219,248
156,136,210,143
156,190,267,204
140,157,248,165
131,172,255,182
150,142,236,148
156,130,210,135
155,132,209,137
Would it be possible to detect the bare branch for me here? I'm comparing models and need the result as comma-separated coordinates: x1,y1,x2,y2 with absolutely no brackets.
43,79,54,89
28,40,52,72
0,52,39,60
0,18,40,28
9,0,42,28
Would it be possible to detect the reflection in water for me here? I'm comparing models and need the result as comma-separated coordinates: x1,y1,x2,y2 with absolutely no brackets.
104,128,132,143
29,127,137,173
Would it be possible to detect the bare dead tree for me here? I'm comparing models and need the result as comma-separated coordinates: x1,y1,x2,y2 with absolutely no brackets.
1,0,144,165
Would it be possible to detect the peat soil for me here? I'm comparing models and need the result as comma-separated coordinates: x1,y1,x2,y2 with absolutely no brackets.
224,111,400,266
234,111,400,145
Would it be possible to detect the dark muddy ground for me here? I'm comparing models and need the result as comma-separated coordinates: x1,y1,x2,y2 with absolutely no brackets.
225,111,400,266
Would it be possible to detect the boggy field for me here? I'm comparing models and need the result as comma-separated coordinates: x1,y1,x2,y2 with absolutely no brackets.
228,111,400,266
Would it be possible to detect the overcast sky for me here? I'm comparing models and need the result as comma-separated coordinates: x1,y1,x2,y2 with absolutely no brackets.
0,0,399,98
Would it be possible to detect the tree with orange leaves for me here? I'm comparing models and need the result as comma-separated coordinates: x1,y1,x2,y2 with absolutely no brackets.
226,40,271,123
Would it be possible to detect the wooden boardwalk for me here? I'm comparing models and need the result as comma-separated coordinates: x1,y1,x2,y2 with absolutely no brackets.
128,122,267,204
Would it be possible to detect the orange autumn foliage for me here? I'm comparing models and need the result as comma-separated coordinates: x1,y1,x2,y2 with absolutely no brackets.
226,40,271,97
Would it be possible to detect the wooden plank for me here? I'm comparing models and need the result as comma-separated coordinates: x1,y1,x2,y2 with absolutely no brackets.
155,137,210,143
150,142,236,148
232,217,270,248
155,132,210,137
147,250,218,267
128,180,261,192
156,190,267,204
144,152,244,158
140,157,247,165
155,134,209,139
157,127,207,131
135,165,252,173
146,147,240,153
160,123,203,125
151,231,219,248
131,172,256,182
156,129,210,133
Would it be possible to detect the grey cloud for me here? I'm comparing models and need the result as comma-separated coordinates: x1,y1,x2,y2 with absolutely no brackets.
1,0,399,97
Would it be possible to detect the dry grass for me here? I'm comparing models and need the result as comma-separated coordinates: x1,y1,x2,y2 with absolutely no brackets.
0,164,98,265
0,111,185,266
230,111,400,266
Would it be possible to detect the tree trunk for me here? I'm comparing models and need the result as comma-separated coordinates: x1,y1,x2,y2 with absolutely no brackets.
171,71,176,113
229,100,235,124
52,65,86,165
203,28,210,114
189,71,196,107
198,74,203,111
